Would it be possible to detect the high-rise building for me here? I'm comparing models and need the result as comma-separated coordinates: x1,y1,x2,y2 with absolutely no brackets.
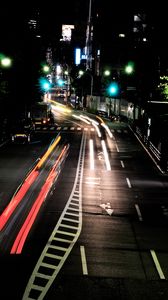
91,6,167,101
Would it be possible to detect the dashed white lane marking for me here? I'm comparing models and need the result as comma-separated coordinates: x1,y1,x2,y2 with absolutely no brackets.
120,160,125,168
80,245,88,275
135,204,143,221
115,143,119,152
126,177,132,188
150,250,165,279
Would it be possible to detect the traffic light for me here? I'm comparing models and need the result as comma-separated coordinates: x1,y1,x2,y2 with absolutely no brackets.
108,82,119,97
39,77,51,91
57,79,64,87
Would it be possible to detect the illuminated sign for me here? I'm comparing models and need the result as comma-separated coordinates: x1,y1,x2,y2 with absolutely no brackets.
75,48,81,65
61,25,74,41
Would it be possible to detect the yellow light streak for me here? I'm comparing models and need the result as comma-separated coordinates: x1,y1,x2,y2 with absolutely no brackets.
36,135,61,169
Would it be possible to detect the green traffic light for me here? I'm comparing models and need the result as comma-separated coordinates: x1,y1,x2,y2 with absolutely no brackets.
57,79,64,86
39,77,51,91
108,82,119,96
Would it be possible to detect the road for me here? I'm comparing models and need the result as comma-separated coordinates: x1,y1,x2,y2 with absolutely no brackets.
0,110,168,299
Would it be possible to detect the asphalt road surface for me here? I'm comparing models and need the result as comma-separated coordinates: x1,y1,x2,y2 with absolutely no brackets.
0,113,168,300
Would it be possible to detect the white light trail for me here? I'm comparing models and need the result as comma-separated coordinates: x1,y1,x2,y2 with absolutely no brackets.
101,140,111,171
89,139,94,170
92,123,101,137
79,115,90,124
101,123,113,138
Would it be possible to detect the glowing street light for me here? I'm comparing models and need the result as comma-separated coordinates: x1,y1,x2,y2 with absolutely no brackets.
104,70,110,76
1,57,12,68
125,62,134,75
42,65,50,73
79,70,84,76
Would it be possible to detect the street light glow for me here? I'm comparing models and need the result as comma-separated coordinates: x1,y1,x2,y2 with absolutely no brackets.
125,62,134,74
43,65,50,73
1,57,12,67
125,65,133,74
104,70,110,76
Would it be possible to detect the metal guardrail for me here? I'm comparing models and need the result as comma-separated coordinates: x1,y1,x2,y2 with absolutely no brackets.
135,126,168,173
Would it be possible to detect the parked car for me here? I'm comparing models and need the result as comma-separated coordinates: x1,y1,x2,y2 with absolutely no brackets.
11,118,34,144
97,110,108,118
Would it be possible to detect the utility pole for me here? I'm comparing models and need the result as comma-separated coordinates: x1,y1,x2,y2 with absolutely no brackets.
85,0,93,70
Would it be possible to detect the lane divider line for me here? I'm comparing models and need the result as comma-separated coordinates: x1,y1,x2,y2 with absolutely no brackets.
115,143,119,152
150,250,165,279
126,177,132,188
80,245,88,275
120,160,125,168
135,204,143,221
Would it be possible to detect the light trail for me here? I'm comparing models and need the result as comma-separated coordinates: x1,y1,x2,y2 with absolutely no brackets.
92,123,101,137
101,122,113,138
0,169,39,231
101,140,111,171
36,134,61,169
89,139,94,170
0,134,62,231
10,144,69,254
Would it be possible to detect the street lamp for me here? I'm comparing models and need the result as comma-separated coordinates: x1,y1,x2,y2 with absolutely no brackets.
104,70,111,77
1,57,12,68
43,65,50,73
125,62,134,75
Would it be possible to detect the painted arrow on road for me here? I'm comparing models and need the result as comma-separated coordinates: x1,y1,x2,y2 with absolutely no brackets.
100,202,113,215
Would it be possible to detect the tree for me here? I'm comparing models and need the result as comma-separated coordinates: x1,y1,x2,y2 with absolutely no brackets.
158,76,168,100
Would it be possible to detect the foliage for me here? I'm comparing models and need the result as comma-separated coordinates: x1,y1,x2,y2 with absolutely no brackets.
158,76,168,100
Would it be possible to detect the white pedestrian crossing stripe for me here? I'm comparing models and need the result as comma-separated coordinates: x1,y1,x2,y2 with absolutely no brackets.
34,125,128,134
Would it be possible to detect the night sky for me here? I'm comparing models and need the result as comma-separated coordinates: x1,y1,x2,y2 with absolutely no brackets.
0,1,167,45
0,1,167,115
